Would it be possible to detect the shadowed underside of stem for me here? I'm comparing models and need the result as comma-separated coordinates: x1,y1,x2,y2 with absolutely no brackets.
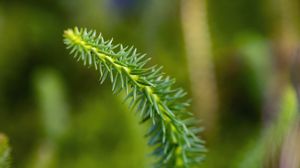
63,27,205,167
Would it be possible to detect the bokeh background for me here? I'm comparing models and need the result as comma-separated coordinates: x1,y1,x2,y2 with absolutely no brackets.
1,0,300,167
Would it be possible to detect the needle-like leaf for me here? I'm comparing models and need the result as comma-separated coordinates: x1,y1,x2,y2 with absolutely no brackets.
63,27,206,168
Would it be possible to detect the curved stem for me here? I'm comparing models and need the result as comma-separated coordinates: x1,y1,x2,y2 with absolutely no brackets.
64,27,205,167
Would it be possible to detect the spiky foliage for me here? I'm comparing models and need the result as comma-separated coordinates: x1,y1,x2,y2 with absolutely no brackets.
63,27,206,167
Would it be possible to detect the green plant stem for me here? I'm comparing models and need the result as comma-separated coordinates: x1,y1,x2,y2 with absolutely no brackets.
63,27,205,167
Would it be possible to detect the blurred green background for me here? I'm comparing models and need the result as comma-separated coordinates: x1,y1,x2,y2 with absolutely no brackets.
0,0,300,167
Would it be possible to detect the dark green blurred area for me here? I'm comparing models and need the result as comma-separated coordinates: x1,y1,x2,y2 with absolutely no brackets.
0,0,300,167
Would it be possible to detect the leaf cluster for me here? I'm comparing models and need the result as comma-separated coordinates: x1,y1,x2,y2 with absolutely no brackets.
63,27,206,167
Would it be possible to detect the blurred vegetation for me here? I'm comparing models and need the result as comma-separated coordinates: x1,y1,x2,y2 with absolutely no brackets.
0,0,300,167
0,134,11,168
